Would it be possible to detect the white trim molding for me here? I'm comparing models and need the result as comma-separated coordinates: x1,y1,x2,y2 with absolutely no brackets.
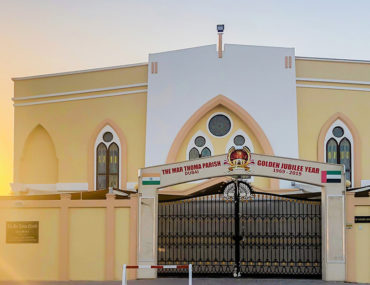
296,56,370,64
12,62,148,81
296,84,370,92
296,77,370,86
13,89,147,107
13,83,148,101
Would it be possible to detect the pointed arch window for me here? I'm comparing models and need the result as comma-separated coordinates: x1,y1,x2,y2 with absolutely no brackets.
225,129,254,154
325,121,353,183
95,126,121,190
201,147,211,157
187,131,214,160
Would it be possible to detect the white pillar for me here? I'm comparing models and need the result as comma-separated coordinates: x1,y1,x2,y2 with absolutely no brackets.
137,181,157,279
321,181,346,281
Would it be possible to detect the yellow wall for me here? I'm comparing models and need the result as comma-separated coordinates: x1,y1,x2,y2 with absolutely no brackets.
296,59,370,185
69,208,106,280
0,208,59,280
175,105,269,189
13,65,148,187
14,65,147,100
296,59,370,81
20,125,58,183
354,205,370,283
114,208,130,280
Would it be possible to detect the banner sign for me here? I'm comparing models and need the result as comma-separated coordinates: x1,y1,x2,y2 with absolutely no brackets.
6,221,39,243
142,149,343,188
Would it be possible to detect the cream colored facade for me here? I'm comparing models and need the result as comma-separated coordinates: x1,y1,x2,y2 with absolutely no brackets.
5,44,370,283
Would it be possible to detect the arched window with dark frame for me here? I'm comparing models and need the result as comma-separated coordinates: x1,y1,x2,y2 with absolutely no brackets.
96,130,120,190
325,125,352,183
187,134,213,160
97,143,107,190
201,147,211,157
339,138,351,182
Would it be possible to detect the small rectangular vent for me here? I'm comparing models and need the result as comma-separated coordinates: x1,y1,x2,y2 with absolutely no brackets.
285,56,292,69
151,62,158,74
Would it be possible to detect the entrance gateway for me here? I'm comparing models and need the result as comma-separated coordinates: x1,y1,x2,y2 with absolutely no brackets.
137,151,346,281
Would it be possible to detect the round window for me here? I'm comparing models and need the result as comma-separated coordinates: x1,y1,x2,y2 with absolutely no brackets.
194,136,206,147
208,114,231,137
332,126,344,138
103,132,113,143
233,135,245,146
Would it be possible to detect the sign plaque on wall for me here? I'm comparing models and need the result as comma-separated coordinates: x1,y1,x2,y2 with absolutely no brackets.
354,216,370,223
6,221,39,243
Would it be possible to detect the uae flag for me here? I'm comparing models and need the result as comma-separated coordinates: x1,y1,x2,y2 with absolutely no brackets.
321,171,341,183
142,173,160,185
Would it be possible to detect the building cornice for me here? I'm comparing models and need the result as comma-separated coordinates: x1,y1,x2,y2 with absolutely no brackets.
12,62,148,81
296,56,370,64
296,84,370,92
13,83,148,101
296,77,370,86
14,89,147,107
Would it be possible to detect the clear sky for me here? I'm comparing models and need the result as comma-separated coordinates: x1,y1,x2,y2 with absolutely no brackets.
0,0,369,195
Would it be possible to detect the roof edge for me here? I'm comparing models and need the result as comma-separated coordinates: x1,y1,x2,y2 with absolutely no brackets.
12,62,148,81
296,56,370,64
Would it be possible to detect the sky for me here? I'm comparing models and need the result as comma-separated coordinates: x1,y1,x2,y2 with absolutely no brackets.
0,0,369,195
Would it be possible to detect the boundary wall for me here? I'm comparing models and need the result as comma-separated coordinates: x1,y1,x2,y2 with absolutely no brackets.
346,192,370,283
0,193,138,281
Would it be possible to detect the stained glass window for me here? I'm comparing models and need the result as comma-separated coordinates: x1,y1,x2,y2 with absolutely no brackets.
326,132,352,184
103,132,113,142
326,139,338,164
332,127,344,138
96,132,120,190
201,147,211,157
208,114,231,137
97,143,107,190
189,148,200,160
339,138,351,182
194,136,206,147
234,135,245,146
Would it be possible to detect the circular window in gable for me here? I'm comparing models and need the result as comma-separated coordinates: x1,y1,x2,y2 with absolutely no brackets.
208,114,232,137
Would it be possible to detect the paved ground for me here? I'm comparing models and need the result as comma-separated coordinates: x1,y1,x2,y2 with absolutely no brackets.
0,279,351,285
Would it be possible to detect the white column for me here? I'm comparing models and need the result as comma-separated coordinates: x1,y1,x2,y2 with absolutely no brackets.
137,181,158,279
322,181,346,281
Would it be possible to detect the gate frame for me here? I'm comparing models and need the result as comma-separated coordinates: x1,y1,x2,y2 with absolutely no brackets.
137,153,346,281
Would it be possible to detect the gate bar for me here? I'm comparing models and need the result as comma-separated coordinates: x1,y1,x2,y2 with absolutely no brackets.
122,264,192,285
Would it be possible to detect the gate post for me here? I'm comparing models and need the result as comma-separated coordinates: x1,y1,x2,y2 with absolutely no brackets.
321,180,346,281
137,176,158,279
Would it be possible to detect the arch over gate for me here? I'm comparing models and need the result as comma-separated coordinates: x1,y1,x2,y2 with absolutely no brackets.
137,152,346,281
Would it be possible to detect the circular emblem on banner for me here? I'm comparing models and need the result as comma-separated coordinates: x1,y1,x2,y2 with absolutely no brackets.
226,146,252,172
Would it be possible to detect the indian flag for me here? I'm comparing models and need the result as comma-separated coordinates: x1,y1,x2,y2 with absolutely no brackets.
142,173,160,185
321,171,341,183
